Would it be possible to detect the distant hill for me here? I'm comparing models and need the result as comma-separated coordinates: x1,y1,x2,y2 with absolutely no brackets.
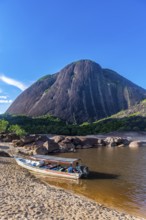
6,60,146,124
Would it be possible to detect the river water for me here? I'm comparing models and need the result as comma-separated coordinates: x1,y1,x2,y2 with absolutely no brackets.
41,147,146,218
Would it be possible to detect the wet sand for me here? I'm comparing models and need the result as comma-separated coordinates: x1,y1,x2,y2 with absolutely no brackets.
0,156,144,220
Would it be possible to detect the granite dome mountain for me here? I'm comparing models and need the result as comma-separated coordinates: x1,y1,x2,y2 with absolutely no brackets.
6,60,146,123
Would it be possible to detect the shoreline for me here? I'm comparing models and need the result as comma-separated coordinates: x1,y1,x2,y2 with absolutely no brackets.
0,156,144,220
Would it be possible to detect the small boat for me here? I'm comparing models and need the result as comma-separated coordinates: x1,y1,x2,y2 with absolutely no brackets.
15,155,89,179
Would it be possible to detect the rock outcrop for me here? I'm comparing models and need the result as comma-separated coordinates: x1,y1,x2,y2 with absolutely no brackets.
0,133,19,142
9,134,132,155
6,60,146,123
129,141,146,148
0,151,10,157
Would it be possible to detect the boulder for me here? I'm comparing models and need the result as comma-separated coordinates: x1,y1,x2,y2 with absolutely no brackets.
0,151,10,157
23,144,35,150
16,140,44,155
79,137,98,147
43,139,60,153
75,145,82,149
12,139,24,147
20,135,48,145
58,142,75,152
52,135,65,143
62,136,74,143
21,135,37,145
104,137,130,147
104,137,116,146
33,146,48,155
97,139,106,146
58,137,100,150
117,144,125,147
36,135,49,142
129,141,146,148
72,137,82,146
0,133,19,142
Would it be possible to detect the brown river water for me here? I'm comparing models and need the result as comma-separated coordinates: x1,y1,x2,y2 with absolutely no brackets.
38,147,146,218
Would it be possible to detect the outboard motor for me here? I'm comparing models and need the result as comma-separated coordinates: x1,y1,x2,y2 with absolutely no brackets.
80,166,89,177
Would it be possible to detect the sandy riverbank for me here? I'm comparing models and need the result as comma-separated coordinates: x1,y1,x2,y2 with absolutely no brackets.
0,156,144,220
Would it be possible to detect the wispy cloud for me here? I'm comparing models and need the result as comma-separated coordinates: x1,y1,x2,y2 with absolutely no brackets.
0,95,7,99
0,74,27,91
0,95,13,103
0,99,13,103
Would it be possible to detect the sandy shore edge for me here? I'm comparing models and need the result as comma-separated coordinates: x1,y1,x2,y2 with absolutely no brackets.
0,156,145,220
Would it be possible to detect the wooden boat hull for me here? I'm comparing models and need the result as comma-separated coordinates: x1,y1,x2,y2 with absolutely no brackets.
15,158,81,179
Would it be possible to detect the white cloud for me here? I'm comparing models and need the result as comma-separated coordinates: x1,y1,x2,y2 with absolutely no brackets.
0,74,27,91
0,95,7,99
0,99,13,103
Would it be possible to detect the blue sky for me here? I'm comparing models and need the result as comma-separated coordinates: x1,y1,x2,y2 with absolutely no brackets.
0,0,146,113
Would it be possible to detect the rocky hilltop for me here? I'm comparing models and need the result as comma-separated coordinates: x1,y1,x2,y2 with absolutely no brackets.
6,60,146,123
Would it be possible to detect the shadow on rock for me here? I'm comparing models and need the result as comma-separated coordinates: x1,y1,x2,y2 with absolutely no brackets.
0,151,11,157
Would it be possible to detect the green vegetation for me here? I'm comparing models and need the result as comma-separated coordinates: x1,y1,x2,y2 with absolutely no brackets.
8,125,26,137
111,110,125,118
142,99,146,104
44,88,50,93
0,113,146,136
37,74,54,82
128,112,140,117
1,98,146,135
0,119,9,133
37,75,49,82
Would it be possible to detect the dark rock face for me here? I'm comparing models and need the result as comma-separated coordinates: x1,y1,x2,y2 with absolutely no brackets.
6,60,146,123
0,151,10,157
0,133,19,142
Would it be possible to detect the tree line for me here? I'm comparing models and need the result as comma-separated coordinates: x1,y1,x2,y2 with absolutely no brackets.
0,114,146,136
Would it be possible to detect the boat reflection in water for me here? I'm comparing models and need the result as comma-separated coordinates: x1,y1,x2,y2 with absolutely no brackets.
33,172,80,190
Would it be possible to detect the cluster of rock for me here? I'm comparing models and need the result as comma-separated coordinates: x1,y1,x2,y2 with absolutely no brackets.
0,133,19,142
1,133,146,156
4,134,131,156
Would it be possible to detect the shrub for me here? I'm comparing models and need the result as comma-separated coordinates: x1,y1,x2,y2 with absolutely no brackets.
8,125,26,137
0,119,9,133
